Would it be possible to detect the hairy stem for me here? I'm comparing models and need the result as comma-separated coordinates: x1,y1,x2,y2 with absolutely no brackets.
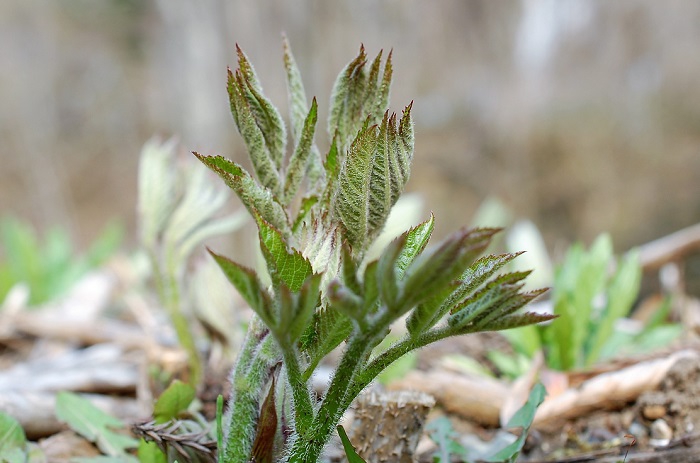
281,343,314,435
222,333,279,463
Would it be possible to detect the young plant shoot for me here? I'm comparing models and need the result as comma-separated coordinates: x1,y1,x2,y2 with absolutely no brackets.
196,40,552,463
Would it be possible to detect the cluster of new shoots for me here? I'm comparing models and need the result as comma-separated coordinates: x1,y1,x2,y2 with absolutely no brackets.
196,39,551,462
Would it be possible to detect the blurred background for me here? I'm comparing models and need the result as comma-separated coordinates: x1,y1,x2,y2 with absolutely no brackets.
2,0,699,256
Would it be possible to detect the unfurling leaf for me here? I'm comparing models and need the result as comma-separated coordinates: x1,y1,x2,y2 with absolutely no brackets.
447,271,532,330
283,98,318,204
194,153,290,236
328,46,393,150
227,69,282,196
235,45,287,170
332,104,414,255
394,213,434,279
398,228,500,311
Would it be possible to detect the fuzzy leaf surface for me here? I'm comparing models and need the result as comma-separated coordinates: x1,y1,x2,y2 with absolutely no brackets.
448,272,531,330
235,45,286,169
228,69,282,195
333,106,414,255
256,214,313,292
397,228,499,312
447,252,524,315
283,98,318,204
288,272,323,343
301,307,353,379
367,108,413,245
394,213,434,279
486,311,557,332
328,46,368,147
194,153,289,236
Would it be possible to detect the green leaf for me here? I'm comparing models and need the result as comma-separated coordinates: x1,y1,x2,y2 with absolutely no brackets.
367,106,413,242
375,50,393,118
585,249,641,366
283,98,318,204
446,252,523,315
376,233,406,310
487,383,546,463
236,47,287,171
194,153,290,236
475,287,548,330
208,249,274,327
283,36,324,191
332,105,415,256
322,136,340,201
333,123,377,253
153,380,196,423
55,392,138,457
398,228,499,312
255,214,313,292
288,272,323,343
486,310,557,332
301,307,353,380
394,214,434,279
227,69,282,195
337,425,367,463
328,46,368,147
406,281,460,336
448,272,531,331
340,241,361,294
137,440,166,463
0,412,26,457
283,35,309,144
291,195,318,235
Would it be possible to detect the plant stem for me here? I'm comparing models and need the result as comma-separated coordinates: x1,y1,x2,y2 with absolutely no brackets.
222,333,279,463
288,315,389,462
349,328,448,403
281,343,314,435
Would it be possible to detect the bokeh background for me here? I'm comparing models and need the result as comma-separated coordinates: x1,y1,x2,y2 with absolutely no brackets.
2,0,700,257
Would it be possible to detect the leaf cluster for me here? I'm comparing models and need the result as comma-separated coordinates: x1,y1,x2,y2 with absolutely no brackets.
194,40,548,462
540,234,642,370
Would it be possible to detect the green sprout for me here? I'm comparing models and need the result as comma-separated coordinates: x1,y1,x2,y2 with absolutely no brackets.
197,39,552,462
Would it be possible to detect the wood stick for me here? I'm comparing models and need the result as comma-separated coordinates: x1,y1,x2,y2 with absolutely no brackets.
638,222,700,270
